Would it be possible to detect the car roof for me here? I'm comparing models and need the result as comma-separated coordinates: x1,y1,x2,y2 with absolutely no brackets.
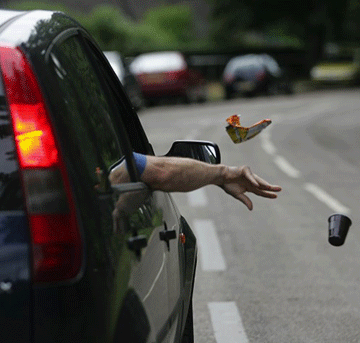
0,9,79,50
130,51,187,74
223,54,263,73
0,9,25,26
229,54,260,63
224,53,281,76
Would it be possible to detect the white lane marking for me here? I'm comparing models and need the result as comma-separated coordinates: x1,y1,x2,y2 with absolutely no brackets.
208,302,249,343
274,155,302,178
261,137,277,155
304,183,351,215
261,125,300,178
188,188,208,207
261,131,277,156
193,219,226,271
261,121,351,216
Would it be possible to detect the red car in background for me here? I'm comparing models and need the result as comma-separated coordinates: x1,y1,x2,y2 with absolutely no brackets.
130,51,207,105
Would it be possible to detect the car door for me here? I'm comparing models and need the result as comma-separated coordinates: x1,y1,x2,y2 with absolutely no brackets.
95,47,184,341
42,31,174,342
81,38,184,342
74,33,178,341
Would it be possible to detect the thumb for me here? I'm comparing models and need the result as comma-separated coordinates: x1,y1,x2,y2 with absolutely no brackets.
238,194,253,211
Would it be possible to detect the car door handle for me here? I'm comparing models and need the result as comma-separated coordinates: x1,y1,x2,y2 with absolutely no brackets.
159,230,177,241
127,235,147,257
159,222,176,251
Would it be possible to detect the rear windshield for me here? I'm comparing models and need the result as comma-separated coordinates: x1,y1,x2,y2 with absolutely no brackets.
0,78,23,210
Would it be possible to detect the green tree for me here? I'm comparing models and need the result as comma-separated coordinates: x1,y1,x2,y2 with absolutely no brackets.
141,4,195,46
207,0,359,72
80,5,134,52
208,0,351,45
6,0,70,12
6,1,201,54
207,0,253,47
344,0,360,41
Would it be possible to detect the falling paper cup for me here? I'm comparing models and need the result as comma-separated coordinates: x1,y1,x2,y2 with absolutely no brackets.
328,214,352,247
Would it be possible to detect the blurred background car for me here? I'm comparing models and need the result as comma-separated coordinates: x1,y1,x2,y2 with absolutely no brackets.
130,51,207,105
222,53,293,99
104,50,144,111
310,50,360,87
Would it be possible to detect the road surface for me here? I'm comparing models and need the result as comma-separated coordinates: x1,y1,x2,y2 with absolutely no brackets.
139,89,360,342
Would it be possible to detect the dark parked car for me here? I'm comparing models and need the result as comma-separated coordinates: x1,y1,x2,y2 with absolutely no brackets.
104,51,145,111
130,51,207,105
0,9,220,343
222,54,293,99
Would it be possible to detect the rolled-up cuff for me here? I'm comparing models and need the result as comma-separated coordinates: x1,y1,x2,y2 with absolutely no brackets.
132,152,147,176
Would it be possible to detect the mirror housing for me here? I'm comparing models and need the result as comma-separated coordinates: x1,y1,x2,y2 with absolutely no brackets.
165,140,221,164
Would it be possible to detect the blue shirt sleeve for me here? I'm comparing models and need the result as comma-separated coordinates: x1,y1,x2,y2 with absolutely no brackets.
132,152,147,176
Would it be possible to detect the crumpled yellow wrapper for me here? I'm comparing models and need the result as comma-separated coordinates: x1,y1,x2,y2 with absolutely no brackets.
226,114,272,144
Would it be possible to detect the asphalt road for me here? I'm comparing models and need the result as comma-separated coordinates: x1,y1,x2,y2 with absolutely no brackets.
139,88,360,343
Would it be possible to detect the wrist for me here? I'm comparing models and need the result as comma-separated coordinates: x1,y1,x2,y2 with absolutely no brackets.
215,164,228,186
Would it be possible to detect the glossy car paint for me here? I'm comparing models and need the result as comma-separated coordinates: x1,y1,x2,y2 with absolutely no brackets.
0,10,197,343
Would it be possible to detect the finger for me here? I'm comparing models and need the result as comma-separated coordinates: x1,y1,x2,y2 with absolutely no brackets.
251,188,279,198
242,166,260,187
254,174,282,191
237,194,253,210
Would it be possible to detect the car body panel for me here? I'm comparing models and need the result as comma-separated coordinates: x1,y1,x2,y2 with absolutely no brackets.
0,212,31,342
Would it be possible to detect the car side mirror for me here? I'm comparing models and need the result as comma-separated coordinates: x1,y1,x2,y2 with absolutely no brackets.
165,140,221,164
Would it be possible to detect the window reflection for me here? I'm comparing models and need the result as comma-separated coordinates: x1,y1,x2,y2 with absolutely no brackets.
50,36,124,189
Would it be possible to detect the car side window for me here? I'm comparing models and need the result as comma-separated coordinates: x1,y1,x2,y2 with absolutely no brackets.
82,39,152,156
49,35,124,189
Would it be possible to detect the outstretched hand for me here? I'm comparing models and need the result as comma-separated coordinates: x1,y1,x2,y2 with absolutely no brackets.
220,166,282,210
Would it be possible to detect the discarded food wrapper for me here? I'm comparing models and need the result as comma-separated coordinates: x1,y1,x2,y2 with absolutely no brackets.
226,114,272,144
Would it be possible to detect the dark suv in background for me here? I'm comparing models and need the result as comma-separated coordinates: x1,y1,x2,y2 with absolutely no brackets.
222,54,293,98
0,9,220,343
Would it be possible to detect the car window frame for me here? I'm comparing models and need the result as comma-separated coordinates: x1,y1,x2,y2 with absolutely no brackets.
79,32,155,162
45,28,153,184
79,31,143,182
44,30,131,190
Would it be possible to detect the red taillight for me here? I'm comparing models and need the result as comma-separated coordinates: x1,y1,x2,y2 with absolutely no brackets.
11,103,59,168
223,73,235,84
165,70,186,82
0,46,82,283
136,73,146,84
256,70,266,82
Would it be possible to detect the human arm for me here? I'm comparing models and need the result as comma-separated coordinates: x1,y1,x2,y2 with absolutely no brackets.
109,154,282,211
